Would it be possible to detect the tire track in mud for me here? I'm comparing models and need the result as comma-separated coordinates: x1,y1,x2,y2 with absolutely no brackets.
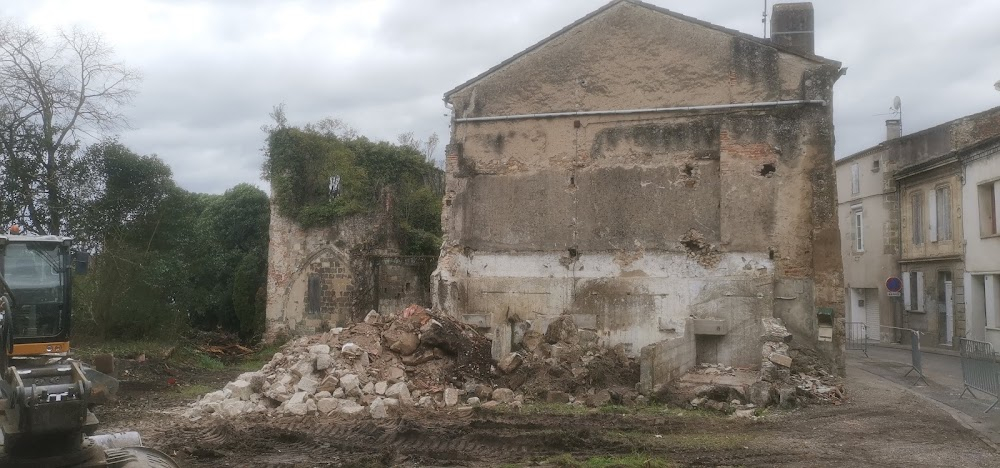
148,411,801,467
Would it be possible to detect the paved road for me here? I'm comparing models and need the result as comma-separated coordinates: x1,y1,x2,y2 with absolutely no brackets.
849,345,1000,449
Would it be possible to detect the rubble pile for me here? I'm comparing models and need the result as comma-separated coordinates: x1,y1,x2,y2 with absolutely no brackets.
501,314,641,406
684,318,844,414
184,307,641,420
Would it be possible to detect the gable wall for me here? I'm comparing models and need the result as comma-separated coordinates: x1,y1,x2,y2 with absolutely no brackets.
436,2,845,380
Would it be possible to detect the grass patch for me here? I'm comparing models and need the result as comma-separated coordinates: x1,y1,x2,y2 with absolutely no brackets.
231,342,284,371
176,383,214,397
518,403,592,415
195,353,225,370
544,454,675,468
73,340,177,361
604,431,752,451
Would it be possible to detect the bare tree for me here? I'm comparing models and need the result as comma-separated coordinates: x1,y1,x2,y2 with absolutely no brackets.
397,131,439,164
0,21,140,234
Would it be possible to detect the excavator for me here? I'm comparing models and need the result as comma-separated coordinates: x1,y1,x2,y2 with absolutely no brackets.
0,228,179,467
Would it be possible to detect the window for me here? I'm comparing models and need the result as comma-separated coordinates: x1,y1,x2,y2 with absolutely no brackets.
980,181,999,237
930,185,951,241
852,207,864,252
903,271,925,312
911,192,923,245
851,163,860,195
872,159,880,173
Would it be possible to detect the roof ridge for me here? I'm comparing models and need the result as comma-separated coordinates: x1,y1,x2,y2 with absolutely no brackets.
443,0,839,100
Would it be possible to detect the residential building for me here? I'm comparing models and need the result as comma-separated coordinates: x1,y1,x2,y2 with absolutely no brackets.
961,137,1000,349
836,106,1000,349
434,0,846,391
836,120,902,343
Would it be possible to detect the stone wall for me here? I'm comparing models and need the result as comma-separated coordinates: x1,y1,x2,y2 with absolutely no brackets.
265,206,435,340
435,0,845,381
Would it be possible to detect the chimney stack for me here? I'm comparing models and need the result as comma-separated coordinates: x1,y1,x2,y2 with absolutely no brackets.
770,3,815,55
886,119,902,141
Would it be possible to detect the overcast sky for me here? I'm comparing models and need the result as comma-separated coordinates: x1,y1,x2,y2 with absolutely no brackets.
6,0,1000,194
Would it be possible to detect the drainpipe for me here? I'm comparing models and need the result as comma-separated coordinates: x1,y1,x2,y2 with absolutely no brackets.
895,177,904,343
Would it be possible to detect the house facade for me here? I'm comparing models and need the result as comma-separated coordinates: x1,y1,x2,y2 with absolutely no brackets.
896,156,964,347
835,121,902,343
434,0,846,388
836,106,1000,349
961,137,1000,349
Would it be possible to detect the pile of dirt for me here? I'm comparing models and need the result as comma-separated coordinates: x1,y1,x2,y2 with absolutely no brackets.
184,307,641,420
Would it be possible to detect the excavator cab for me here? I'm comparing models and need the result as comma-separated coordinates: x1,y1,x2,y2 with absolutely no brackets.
0,234,74,358
0,230,178,467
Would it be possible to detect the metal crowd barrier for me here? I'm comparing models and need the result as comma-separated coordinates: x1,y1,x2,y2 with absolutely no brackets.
902,330,928,386
959,338,1000,413
846,322,868,357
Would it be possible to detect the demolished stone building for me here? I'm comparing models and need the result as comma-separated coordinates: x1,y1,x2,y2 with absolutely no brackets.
265,210,436,339
433,0,846,391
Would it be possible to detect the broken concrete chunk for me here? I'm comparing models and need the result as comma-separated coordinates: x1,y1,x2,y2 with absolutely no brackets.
544,315,579,345
498,352,523,374
474,384,493,400
308,344,331,355
340,374,360,394
341,343,364,358
444,388,460,407
389,332,420,356
768,353,793,368
315,353,333,371
482,400,500,409
521,331,544,352
225,380,253,401
317,397,340,414
778,386,797,409
586,389,612,407
385,382,411,403
370,397,388,419
467,397,481,406
337,400,365,415
317,376,339,394
761,318,793,343
364,310,380,324
375,381,388,395
296,376,319,394
237,372,266,393
491,388,514,404
747,381,776,407
544,391,571,404
291,358,315,377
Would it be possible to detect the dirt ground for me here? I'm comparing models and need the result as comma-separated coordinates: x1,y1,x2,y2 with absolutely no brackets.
90,358,997,468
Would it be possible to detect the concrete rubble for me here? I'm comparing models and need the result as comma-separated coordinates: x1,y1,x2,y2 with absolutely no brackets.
184,306,639,420
680,318,844,414
186,310,839,421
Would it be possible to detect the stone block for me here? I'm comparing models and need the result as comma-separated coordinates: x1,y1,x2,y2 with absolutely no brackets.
491,388,514,403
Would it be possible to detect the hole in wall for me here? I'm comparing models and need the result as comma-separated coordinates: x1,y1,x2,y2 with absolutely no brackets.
768,247,775,260
683,164,694,176
568,247,579,258
760,163,776,177
569,174,576,187
445,199,452,206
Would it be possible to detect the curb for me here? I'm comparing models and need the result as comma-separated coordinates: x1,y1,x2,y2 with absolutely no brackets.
853,364,1000,452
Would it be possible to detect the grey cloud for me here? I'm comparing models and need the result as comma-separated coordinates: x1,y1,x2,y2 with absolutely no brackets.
8,0,1000,194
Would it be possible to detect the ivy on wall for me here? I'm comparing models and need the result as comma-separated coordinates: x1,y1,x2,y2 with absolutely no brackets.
262,110,444,256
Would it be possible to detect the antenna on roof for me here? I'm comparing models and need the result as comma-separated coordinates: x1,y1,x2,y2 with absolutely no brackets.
762,0,768,38
891,96,902,133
